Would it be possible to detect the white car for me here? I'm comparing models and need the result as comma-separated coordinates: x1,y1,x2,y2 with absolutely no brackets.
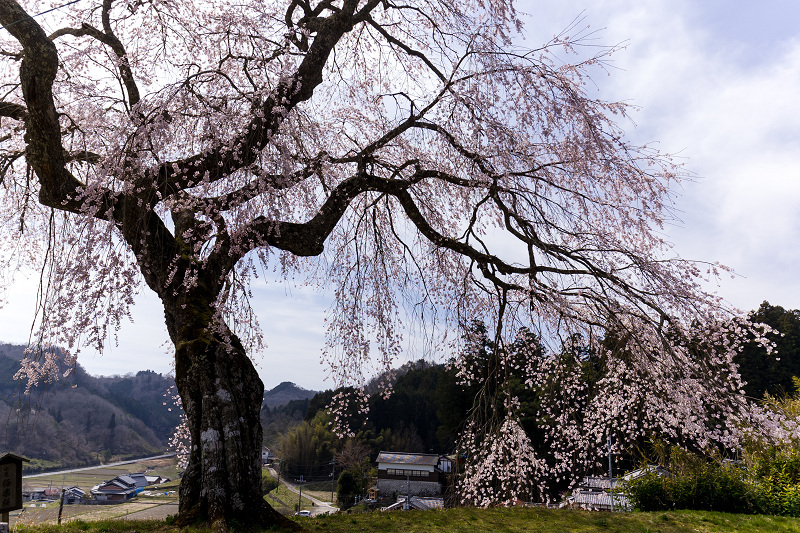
294,510,312,517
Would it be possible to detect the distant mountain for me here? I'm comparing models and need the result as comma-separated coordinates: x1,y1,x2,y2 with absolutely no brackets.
263,381,318,408
0,343,180,471
0,343,318,470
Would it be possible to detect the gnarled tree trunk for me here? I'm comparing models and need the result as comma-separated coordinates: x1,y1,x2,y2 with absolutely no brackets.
164,299,297,532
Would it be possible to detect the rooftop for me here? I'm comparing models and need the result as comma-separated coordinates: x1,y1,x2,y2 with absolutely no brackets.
376,451,441,466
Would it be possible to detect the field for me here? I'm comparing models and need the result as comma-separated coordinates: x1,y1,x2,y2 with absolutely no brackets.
298,480,337,503
23,457,180,494
265,485,316,514
10,507,800,533
14,457,181,527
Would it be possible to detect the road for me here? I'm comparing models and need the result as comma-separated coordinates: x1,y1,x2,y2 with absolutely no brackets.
267,466,339,517
23,453,177,479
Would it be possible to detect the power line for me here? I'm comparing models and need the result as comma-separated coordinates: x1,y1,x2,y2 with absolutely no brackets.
1,0,85,33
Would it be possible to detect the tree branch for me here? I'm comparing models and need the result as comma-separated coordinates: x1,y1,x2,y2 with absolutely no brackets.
0,100,26,121
145,0,383,200
49,13,141,110
0,0,178,296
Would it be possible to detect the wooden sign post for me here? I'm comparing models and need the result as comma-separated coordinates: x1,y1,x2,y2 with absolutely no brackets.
0,453,30,530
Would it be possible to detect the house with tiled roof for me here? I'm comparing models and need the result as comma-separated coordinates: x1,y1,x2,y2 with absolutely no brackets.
91,475,139,502
375,451,452,498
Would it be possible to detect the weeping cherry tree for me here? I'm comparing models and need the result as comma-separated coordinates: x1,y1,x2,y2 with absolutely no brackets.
0,0,786,528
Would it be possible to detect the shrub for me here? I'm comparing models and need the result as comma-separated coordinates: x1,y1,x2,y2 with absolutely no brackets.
624,447,800,517
624,463,753,513
749,448,800,515
261,470,279,495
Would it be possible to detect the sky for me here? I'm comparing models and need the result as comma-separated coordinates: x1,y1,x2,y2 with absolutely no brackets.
0,0,798,391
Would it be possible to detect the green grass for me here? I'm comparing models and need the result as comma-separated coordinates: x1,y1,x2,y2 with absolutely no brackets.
11,507,800,533
266,484,316,514
300,480,337,503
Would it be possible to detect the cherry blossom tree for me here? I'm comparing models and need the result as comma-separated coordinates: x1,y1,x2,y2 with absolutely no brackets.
0,0,783,528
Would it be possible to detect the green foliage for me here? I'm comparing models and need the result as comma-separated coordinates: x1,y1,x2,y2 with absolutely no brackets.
625,445,800,517
625,463,752,513
736,302,800,399
336,470,359,509
279,411,340,480
261,469,279,495
748,448,800,515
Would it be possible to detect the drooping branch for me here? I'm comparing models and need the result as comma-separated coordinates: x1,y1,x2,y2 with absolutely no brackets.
49,0,141,110
0,0,180,297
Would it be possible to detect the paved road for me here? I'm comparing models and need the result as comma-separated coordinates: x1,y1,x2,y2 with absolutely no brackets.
267,467,339,517
23,453,177,479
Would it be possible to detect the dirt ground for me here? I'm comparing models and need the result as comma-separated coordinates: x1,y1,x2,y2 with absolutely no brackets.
11,499,179,526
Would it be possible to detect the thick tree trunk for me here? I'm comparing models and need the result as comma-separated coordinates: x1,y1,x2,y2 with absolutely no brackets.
164,301,298,532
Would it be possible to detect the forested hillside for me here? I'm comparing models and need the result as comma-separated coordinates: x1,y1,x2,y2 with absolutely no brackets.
0,343,179,471
0,343,320,471
260,382,319,446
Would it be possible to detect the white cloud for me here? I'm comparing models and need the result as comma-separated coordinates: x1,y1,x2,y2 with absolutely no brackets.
520,0,800,311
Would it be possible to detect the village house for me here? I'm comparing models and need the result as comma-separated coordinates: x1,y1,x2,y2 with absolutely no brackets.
62,486,87,504
24,487,60,502
261,447,276,466
90,472,170,503
375,451,452,498
91,475,139,502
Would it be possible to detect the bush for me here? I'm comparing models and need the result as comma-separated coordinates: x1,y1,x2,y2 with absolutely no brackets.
261,470,279,495
749,448,800,515
624,447,800,517
337,470,360,509
624,463,753,513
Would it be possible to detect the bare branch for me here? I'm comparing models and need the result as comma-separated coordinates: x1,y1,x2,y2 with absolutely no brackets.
0,100,26,120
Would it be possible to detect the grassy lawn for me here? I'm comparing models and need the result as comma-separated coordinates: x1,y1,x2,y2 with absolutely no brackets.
300,480,337,503
11,507,800,533
266,484,317,514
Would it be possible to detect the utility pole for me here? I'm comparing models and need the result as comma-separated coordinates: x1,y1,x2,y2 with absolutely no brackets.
57,490,65,525
329,459,336,503
608,433,615,512
405,473,410,510
57,474,65,525
297,476,305,512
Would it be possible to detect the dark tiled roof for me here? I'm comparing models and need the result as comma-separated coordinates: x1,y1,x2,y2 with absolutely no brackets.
376,451,440,466
116,475,137,486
